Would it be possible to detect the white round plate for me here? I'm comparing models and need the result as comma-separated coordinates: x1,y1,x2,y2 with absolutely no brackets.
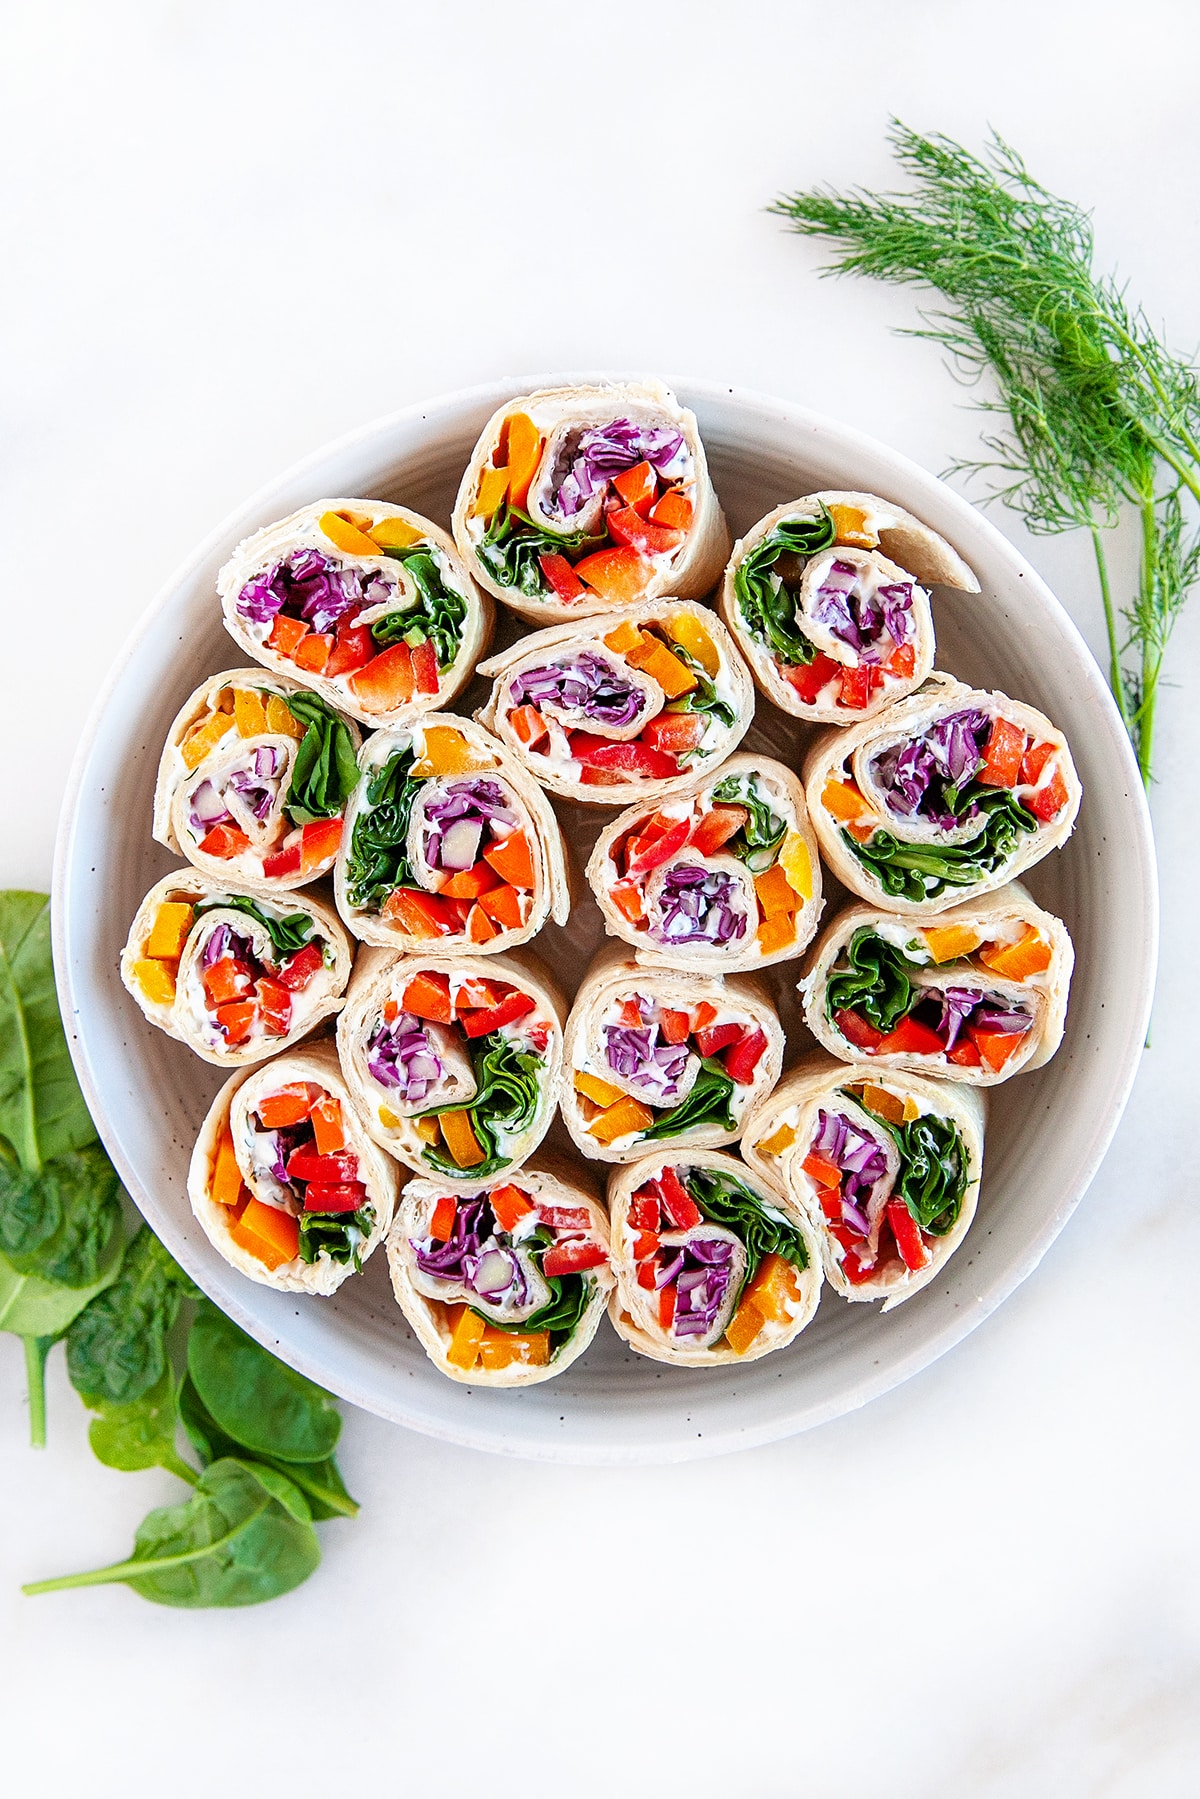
53,377,1157,1464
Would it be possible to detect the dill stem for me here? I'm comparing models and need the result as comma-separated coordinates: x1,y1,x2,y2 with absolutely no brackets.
1089,521,1130,731
1137,495,1159,784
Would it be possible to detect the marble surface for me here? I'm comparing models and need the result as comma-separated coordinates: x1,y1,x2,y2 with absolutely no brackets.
2,2,1196,1793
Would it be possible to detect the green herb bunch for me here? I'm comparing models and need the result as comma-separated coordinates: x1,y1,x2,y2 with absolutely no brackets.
772,121,1200,783
2,893,358,1608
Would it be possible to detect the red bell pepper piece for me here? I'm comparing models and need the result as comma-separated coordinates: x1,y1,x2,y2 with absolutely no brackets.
286,1150,361,1185
874,1015,946,1057
838,664,885,710
567,733,678,780
309,1094,348,1156
459,990,537,1039
325,622,375,678
605,506,683,557
658,1167,702,1230
781,651,841,705
508,704,549,749
526,1023,549,1054
816,1185,843,1224
640,713,705,757
648,488,693,530
833,1009,884,1051
659,1008,690,1046
256,1083,320,1127
694,1021,742,1058
538,552,586,602
658,1282,677,1330
300,817,342,874
403,969,453,1022
429,1195,458,1242
946,1037,982,1068
610,881,644,923
627,1191,661,1232
625,815,691,878
723,1026,767,1084
886,1198,930,1272
611,460,658,515
978,716,1026,788
255,977,292,1035
262,840,302,880
267,614,308,658
215,1000,256,1044
349,642,415,711
199,823,251,861
1026,768,1068,822
536,1205,593,1230
1020,739,1055,786
203,956,253,1008
632,1229,659,1262
382,886,459,936
637,1261,657,1290
276,941,324,990
542,1239,608,1278
303,1182,367,1214
969,1028,1026,1073
689,805,747,856
885,642,916,679
411,638,440,696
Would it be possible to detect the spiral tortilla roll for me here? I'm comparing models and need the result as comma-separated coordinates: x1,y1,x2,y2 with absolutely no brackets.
476,599,752,806
333,713,569,951
188,1041,397,1295
386,1157,613,1386
741,1055,985,1309
561,942,784,1163
798,882,1073,1084
804,675,1081,917
335,946,565,1186
154,669,362,892
121,872,352,1067
607,1148,822,1367
452,380,730,624
586,753,823,973
218,499,492,728
720,490,978,723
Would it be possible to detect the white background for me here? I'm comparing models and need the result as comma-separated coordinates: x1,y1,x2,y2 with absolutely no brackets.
3,2,1198,1793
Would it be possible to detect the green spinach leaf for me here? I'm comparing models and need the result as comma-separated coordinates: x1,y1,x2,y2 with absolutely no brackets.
682,1165,810,1284
472,1270,588,1351
282,690,359,827
67,1224,197,1408
825,928,921,1033
843,789,1037,903
87,1364,199,1485
178,1372,358,1520
476,501,599,598
668,647,737,734
854,1096,969,1235
710,773,788,872
193,895,315,960
187,1301,341,1464
297,1203,374,1268
419,1032,542,1180
0,1142,123,1287
0,1232,124,1447
345,744,422,912
0,892,97,1175
374,546,468,670
23,1458,321,1608
641,1058,738,1141
732,511,836,665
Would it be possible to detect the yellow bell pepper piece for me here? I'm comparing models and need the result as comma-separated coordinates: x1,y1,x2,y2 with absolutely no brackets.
378,1106,400,1129
603,618,644,656
587,1094,655,1144
757,1121,796,1158
472,465,511,519
132,959,176,1006
754,863,797,918
978,927,1053,980
478,1327,551,1370
638,641,698,700
902,1096,921,1123
779,832,813,902
922,923,984,964
369,514,424,550
233,688,268,738
724,1298,765,1356
146,902,194,961
414,1115,442,1145
180,710,234,770
437,1109,486,1169
859,1083,905,1127
411,725,496,778
265,694,304,738
319,511,381,558
828,503,879,549
574,1069,627,1109
665,611,719,676
446,1304,487,1370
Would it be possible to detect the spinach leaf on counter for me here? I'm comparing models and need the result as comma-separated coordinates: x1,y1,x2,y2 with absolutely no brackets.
67,1224,197,1408
178,1373,358,1521
0,1142,122,1287
87,1365,199,1486
187,1301,341,1464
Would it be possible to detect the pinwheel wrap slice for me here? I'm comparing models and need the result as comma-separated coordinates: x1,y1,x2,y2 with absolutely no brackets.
386,1156,613,1386
741,1054,985,1309
153,668,362,892
607,1148,822,1366
218,498,492,728
453,379,730,624
333,714,570,952
586,753,824,973
561,942,784,1162
188,1041,398,1295
720,489,978,723
335,945,566,1186
804,674,1081,917
121,871,352,1067
476,599,753,806
798,881,1074,1083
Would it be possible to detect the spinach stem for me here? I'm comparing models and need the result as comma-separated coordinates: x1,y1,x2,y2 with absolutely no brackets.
23,1498,272,1595
24,1335,49,1449
162,1448,200,1487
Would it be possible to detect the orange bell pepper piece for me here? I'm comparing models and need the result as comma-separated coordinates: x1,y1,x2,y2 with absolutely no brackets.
978,926,1052,980
587,1094,655,1143
756,912,796,956
922,924,984,964
211,1128,245,1208
978,716,1026,788
573,1069,627,1108
181,711,235,769
822,779,869,823
483,830,535,889
508,704,548,748
724,1297,765,1356
477,884,525,932
648,488,694,531
319,511,382,557
132,959,177,1006
382,887,458,937
612,460,658,514
502,413,543,512
467,904,499,944
573,547,652,604
257,1083,320,1128
442,862,503,900
429,1195,458,1243
445,1304,486,1370
754,863,796,918
489,1183,534,1232
310,1095,347,1156
293,632,333,674
229,1197,300,1270
437,1109,486,1169
267,614,309,659
403,969,453,1022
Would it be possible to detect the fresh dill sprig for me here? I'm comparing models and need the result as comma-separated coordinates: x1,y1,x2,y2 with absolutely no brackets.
771,121,1200,783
